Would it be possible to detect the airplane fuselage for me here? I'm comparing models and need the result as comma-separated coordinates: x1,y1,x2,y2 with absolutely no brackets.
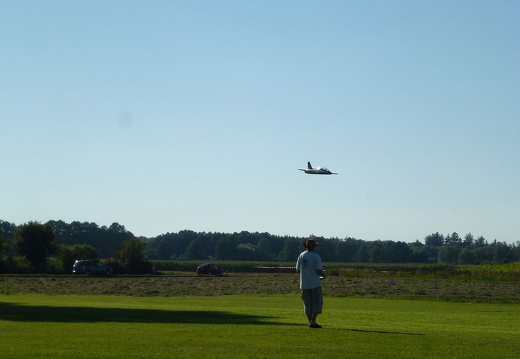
298,162,337,175
301,168,335,175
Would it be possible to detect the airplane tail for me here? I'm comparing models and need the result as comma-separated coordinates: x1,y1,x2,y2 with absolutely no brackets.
307,162,312,169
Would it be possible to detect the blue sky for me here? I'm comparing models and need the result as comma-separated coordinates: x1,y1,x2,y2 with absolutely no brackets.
1,1,519,243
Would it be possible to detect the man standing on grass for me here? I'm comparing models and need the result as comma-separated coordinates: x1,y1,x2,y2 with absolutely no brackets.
296,237,325,328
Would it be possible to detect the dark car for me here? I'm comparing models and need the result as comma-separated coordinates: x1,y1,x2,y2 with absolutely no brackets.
196,263,224,275
73,260,113,276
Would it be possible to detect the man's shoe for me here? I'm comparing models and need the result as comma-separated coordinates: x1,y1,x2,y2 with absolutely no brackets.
309,323,322,329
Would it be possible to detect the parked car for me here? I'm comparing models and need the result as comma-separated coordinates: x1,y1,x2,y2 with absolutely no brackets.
73,260,113,276
196,263,224,275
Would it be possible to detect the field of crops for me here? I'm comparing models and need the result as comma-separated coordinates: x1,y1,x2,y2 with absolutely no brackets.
152,260,520,282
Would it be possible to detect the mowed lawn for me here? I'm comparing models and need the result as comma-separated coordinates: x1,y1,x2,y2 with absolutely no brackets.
1,294,519,359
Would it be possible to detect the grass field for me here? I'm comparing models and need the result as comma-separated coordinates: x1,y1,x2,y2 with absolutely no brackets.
1,273,520,358
1,294,519,359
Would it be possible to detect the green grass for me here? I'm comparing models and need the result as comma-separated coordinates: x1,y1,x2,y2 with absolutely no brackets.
1,294,519,359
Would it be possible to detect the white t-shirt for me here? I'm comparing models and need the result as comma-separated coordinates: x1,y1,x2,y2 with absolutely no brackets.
296,250,323,289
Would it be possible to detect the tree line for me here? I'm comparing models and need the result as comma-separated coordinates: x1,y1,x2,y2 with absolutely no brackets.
1,219,519,274
0,220,147,274
146,230,519,265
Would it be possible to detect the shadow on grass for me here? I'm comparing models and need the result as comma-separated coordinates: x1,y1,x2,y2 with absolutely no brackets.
335,328,425,336
0,302,293,326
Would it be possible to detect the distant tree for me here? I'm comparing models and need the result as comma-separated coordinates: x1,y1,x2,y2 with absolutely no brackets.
387,241,413,263
266,233,285,257
463,233,474,247
369,241,385,263
237,243,257,261
256,237,274,261
472,245,493,263
0,235,8,270
444,233,451,244
513,242,520,262
58,244,98,273
117,237,150,274
424,232,444,247
334,238,358,262
458,247,476,264
73,244,98,259
475,236,487,247
445,232,462,245
335,240,354,262
411,244,438,263
0,220,16,256
492,242,516,263
215,236,238,260
437,244,461,264
316,237,338,262
279,238,301,262
356,244,370,262
157,240,172,259
181,238,207,260
0,220,16,240
238,231,255,245
174,230,199,258
104,222,135,257
14,221,56,271
48,220,134,258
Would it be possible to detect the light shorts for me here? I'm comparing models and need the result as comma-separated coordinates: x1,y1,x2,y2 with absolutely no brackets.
301,287,323,315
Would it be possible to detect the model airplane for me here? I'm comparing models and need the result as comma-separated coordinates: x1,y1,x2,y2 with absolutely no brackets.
299,162,337,175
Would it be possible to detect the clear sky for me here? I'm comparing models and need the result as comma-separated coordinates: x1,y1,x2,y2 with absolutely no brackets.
1,1,519,243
